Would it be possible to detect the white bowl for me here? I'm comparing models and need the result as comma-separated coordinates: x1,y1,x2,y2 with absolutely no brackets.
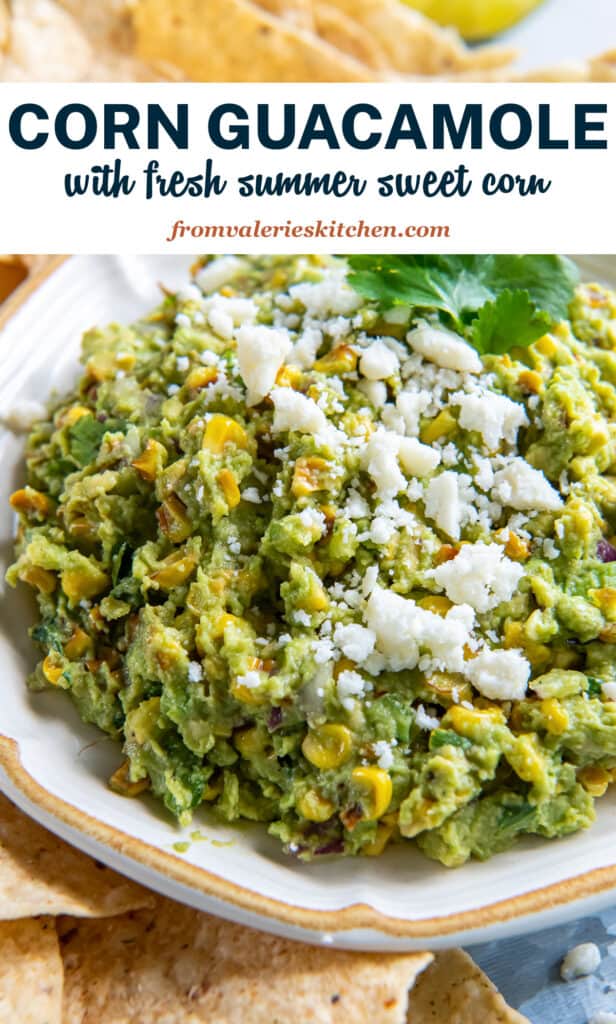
1,254,615,952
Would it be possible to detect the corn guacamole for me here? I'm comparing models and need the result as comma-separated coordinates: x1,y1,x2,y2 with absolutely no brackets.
7,255,616,866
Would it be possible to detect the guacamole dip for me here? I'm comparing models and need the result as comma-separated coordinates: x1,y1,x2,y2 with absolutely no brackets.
7,255,616,866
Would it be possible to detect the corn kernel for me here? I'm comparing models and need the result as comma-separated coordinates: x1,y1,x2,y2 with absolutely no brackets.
291,456,330,497
64,627,91,660
314,344,358,375
578,765,610,798
508,734,544,785
275,365,303,388
186,366,218,390
435,544,458,565
42,655,63,685
444,704,505,739
425,672,472,705
504,621,525,648
535,335,557,358
420,409,457,444
202,414,248,454
518,370,544,395
503,532,531,561
590,588,616,622
541,698,569,736
418,595,452,616
351,766,393,821
109,761,150,797
156,495,192,543
131,439,167,482
230,678,267,705
151,550,198,590
57,405,92,428
297,789,335,822
10,487,51,518
18,565,56,594
212,612,241,639
61,567,108,604
362,822,394,856
302,723,353,769
217,468,241,509
300,578,329,613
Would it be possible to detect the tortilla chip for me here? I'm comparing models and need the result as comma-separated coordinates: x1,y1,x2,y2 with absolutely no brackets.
0,917,62,1024
60,895,432,1023
312,2,390,70
0,793,153,918
0,257,28,304
132,0,378,82
407,948,529,1024
252,0,315,31
318,0,515,75
0,0,9,53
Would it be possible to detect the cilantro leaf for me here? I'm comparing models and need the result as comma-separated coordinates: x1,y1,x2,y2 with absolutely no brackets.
346,254,579,357
470,290,553,355
429,729,472,751
68,415,126,467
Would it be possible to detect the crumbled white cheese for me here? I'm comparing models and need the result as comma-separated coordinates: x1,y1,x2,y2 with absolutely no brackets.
241,487,262,504
337,669,369,710
344,490,370,520
455,390,528,450
235,324,291,405
362,565,379,596
395,390,431,437
290,325,323,369
290,268,361,317
176,356,190,372
333,623,376,663
359,341,399,381
270,388,329,436
465,648,530,701
235,670,262,689
364,586,474,673
560,943,601,982
430,542,524,613
363,430,406,500
207,306,233,339
492,459,563,512
397,437,441,478
370,516,396,545
196,255,243,293
407,324,482,373
415,704,441,731
357,379,387,409
602,682,616,701
298,508,326,534
424,471,464,540
187,661,203,683
1,399,47,433
372,740,395,770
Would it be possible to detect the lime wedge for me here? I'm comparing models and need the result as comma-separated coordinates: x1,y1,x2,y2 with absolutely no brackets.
401,0,544,41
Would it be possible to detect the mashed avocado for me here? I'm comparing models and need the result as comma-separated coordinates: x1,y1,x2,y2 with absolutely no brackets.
7,255,616,866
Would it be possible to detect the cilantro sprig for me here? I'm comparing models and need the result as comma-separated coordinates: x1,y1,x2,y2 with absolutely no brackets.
347,255,579,357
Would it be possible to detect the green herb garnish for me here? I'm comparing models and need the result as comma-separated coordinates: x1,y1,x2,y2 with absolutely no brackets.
586,677,604,698
429,729,472,751
347,254,579,356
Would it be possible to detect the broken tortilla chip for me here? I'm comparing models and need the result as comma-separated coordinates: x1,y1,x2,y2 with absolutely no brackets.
0,257,29,304
316,0,516,75
312,1,390,70
60,895,432,1023
132,0,379,82
0,917,62,1024
407,947,529,1024
252,0,315,31
0,793,153,918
